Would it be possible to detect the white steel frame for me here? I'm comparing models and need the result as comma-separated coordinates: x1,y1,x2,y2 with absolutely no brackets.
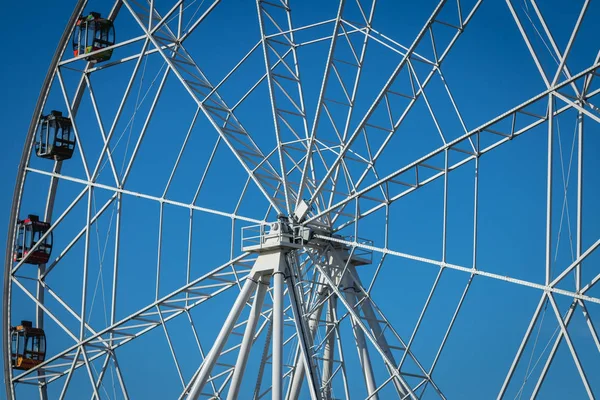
4,0,600,399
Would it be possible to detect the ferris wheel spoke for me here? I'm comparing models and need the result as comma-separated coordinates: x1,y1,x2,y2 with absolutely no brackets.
178,309,220,398
79,3,225,188
299,0,377,214
91,353,113,400
341,258,441,398
23,305,231,393
309,250,423,399
122,0,287,214
61,1,240,191
524,1,589,97
58,346,81,400
81,75,122,187
55,70,92,182
345,14,479,195
8,2,600,399
11,254,252,388
11,277,79,344
8,328,120,394
156,306,187,389
116,63,172,186
83,38,155,185
95,350,129,400
216,19,370,115
64,34,155,186
545,294,594,397
306,0,482,214
79,347,102,400
42,191,117,280
306,60,600,230
163,107,201,198
108,353,129,400
11,184,88,276
505,0,552,89
506,0,590,91
25,168,265,227
496,293,548,399
579,300,600,351
256,0,315,215
40,348,115,395
318,235,600,306
519,298,576,398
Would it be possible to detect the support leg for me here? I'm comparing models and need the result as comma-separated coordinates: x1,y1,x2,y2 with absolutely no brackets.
343,274,378,399
349,265,407,398
227,276,269,400
321,296,336,399
287,274,328,400
286,258,322,400
272,268,285,400
188,271,260,400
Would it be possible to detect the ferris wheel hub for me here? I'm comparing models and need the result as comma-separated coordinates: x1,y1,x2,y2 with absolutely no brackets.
240,217,374,267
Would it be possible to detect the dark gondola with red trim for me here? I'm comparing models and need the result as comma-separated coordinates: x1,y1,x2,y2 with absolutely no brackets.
13,215,53,265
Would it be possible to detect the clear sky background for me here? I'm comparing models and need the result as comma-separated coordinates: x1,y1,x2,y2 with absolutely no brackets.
1,0,600,399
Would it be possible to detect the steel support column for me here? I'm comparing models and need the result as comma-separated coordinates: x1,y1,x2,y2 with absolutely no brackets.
187,271,260,399
227,276,269,400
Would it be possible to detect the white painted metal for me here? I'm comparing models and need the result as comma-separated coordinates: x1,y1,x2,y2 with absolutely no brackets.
187,271,260,399
227,276,269,400
5,1,600,399
343,273,378,399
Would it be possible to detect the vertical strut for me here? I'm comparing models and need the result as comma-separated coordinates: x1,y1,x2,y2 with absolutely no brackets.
286,254,322,400
331,297,351,400
272,266,285,400
576,111,583,291
350,266,407,398
497,294,547,399
187,271,260,399
287,273,328,400
343,273,378,398
545,95,554,285
227,276,269,400
329,249,412,397
321,296,336,399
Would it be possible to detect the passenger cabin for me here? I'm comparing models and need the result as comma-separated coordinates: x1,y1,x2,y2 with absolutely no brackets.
36,111,75,161
11,321,46,370
73,12,115,62
14,215,53,265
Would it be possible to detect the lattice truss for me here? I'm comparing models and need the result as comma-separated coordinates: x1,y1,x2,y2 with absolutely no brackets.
5,0,600,399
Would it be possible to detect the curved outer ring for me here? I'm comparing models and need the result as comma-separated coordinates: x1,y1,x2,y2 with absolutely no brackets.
3,1,86,398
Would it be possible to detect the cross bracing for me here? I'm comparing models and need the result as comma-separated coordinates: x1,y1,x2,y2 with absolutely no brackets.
4,0,600,399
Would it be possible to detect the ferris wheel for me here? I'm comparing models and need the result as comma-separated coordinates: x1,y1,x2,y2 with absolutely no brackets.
4,0,600,399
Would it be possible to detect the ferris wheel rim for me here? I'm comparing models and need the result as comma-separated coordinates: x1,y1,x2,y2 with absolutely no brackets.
3,1,89,398
5,1,600,398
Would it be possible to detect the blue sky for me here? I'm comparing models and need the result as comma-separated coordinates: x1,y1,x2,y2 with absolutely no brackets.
1,0,600,399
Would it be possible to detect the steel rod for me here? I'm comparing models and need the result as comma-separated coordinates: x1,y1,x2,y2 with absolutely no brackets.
188,272,260,399
227,276,269,400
